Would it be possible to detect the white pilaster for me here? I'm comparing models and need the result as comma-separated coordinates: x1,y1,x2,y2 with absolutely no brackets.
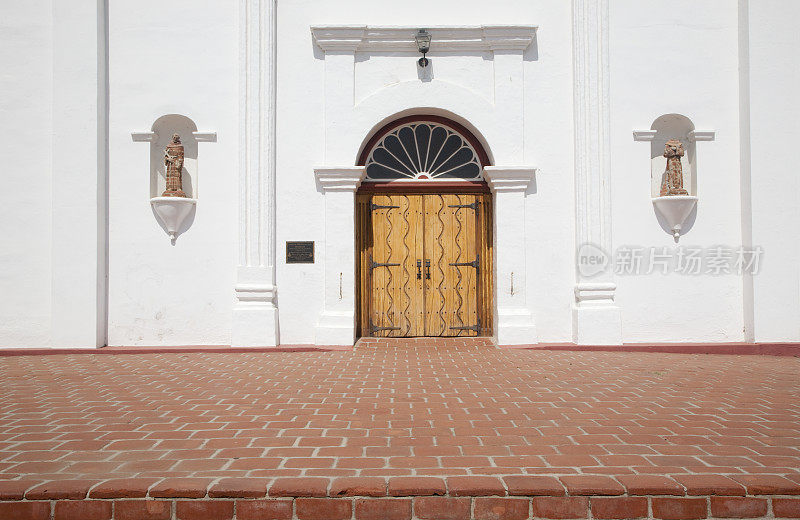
233,0,279,347
314,167,365,345
572,0,622,344
51,0,107,348
484,167,537,345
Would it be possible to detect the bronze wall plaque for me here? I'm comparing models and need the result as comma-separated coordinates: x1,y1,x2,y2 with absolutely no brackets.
286,241,314,264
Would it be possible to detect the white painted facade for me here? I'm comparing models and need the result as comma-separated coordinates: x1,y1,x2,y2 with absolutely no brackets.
1,0,798,348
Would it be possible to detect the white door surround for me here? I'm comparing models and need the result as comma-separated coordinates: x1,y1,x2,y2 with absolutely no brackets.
311,25,539,345
235,11,621,346
484,167,538,345
314,167,366,345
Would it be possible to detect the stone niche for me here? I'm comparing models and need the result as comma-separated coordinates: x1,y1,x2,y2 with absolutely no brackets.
131,114,217,242
634,113,715,240
150,114,199,199
648,114,696,198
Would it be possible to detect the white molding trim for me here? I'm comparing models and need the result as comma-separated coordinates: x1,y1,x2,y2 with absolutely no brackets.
688,130,716,142
634,129,715,142
575,282,617,304
192,131,218,142
483,166,536,192
232,0,279,347
314,167,365,192
133,131,217,143
311,25,537,52
632,130,657,142
131,131,158,142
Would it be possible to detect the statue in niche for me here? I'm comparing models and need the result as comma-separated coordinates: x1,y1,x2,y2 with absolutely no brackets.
162,133,187,197
660,139,689,196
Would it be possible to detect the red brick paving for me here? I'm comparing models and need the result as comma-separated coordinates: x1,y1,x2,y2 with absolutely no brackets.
0,341,799,518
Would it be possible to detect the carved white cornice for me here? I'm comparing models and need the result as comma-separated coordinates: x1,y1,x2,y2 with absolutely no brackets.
311,25,537,52
314,167,365,192
483,166,536,192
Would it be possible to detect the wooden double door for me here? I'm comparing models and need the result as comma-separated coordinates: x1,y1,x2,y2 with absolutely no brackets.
357,192,493,337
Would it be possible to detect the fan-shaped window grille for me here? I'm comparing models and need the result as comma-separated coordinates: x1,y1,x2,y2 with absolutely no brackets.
365,122,482,181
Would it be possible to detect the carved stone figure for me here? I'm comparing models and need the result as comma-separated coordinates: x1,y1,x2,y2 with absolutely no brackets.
163,133,187,197
660,139,689,196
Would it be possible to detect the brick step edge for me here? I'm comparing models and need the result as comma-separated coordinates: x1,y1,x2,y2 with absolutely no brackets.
4,475,800,501
2,495,800,520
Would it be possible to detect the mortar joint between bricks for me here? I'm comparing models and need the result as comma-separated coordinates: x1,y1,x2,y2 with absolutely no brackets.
760,496,775,518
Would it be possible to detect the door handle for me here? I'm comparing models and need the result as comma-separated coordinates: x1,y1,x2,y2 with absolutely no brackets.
416,259,422,279
424,259,431,280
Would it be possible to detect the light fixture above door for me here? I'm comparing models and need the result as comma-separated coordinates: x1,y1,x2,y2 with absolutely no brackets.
415,29,431,67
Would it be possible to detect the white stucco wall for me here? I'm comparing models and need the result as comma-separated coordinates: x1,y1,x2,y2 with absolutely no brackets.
1,0,798,347
0,1,53,347
746,0,800,342
521,2,576,343
105,1,238,346
609,0,745,342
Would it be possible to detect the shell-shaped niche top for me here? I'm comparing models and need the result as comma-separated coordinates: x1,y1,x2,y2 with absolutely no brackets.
365,122,482,181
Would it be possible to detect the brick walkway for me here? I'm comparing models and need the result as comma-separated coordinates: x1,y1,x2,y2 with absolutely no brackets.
1,341,799,519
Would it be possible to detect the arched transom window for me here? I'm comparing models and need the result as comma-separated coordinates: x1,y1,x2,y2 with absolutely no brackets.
364,121,483,181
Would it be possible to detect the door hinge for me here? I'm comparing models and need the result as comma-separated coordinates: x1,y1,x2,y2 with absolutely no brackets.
370,319,401,334
370,257,400,270
449,253,480,273
371,202,400,211
448,201,479,213
449,324,480,333
450,317,481,334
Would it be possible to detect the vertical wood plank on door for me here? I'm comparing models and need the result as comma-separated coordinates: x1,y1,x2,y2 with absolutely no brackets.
448,194,462,335
370,195,386,336
447,197,457,335
463,194,478,337
371,194,400,337
386,195,403,337
479,193,494,336
407,195,426,335
445,194,479,337
423,194,443,336
355,194,372,337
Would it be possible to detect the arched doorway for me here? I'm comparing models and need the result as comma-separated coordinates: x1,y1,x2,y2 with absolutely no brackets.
355,116,494,338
